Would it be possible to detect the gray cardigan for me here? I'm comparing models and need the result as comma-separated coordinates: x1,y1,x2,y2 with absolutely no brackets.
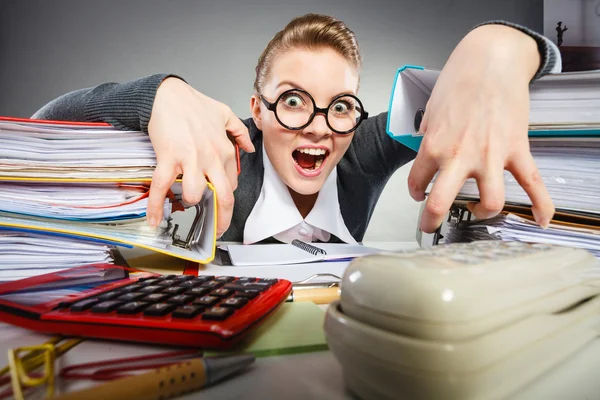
32,22,560,242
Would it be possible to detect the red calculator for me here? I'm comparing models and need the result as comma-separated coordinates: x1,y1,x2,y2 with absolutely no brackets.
0,264,292,349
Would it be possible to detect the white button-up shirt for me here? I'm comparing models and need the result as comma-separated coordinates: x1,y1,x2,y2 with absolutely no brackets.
243,145,357,245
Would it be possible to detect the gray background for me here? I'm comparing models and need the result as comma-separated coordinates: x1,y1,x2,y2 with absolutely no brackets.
0,0,543,243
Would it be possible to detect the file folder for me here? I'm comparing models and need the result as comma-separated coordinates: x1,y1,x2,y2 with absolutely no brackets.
387,66,600,152
0,117,221,264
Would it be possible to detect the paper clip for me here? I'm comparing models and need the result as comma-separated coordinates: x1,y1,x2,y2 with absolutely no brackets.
0,337,82,400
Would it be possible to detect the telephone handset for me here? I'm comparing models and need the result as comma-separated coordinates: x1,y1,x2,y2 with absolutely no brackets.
325,240,600,400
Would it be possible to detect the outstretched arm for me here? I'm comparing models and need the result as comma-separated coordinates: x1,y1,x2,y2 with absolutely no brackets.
408,22,562,233
33,75,254,236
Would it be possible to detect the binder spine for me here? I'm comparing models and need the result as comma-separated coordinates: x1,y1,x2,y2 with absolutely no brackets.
291,239,327,256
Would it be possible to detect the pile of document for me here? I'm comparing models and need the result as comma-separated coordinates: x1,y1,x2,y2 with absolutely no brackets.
0,117,180,280
435,70,600,258
445,212,600,259
0,229,115,281
457,137,600,215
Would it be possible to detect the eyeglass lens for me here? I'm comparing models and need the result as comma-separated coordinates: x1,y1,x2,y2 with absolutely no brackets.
276,90,362,133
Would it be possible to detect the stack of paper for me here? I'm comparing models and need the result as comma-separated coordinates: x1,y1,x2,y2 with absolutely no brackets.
456,137,600,214
0,116,218,279
446,213,600,259
0,117,156,180
0,229,114,281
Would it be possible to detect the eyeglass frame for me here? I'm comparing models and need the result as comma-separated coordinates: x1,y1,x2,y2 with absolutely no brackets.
259,88,369,135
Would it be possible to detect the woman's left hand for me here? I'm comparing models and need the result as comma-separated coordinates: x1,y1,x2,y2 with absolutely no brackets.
408,24,555,233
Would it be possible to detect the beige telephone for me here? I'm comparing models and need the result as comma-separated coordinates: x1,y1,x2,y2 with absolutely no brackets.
324,240,600,400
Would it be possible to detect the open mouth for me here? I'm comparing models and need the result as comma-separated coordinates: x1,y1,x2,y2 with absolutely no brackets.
292,147,330,176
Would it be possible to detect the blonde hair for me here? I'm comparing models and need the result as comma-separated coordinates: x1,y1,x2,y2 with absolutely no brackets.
254,13,362,94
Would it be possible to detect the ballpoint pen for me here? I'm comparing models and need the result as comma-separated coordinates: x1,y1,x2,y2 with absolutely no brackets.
53,354,255,400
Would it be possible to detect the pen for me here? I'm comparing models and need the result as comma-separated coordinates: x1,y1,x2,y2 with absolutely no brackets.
287,286,340,304
53,354,255,400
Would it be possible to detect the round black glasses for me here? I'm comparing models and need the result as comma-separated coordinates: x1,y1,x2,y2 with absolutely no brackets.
260,88,369,135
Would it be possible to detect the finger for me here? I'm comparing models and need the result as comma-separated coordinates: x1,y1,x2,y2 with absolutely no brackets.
469,161,506,220
181,158,207,206
224,107,255,153
420,163,466,233
148,161,178,228
407,146,437,202
507,151,554,228
206,165,235,237
224,156,239,191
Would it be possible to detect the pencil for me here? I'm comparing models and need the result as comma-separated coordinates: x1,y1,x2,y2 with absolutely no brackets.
287,287,340,304
53,354,255,400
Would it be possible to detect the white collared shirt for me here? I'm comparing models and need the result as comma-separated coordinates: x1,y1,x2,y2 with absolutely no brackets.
243,145,357,245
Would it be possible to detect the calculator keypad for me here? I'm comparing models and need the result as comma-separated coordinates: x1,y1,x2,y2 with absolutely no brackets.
64,275,278,322
397,240,555,266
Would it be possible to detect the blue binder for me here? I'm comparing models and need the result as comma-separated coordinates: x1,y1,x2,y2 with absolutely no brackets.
386,65,600,152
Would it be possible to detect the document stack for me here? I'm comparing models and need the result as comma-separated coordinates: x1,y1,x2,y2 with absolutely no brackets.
386,66,600,258
0,116,218,280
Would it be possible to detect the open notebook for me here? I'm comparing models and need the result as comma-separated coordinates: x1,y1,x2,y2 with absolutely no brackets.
221,240,383,266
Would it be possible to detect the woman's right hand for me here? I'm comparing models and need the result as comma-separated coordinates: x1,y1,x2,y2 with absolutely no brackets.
147,77,255,237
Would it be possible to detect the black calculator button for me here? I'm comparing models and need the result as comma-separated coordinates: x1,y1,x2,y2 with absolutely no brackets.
202,306,233,321
97,291,124,301
138,278,161,286
236,277,257,283
172,305,204,319
224,282,269,292
179,280,201,289
173,275,195,282
199,281,223,289
234,290,260,299
117,292,146,302
70,298,100,312
221,297,248,309
256,278,278,285
214,276,236,283
142,293,170,303
91,301,124,313
167,295,194,305
158,279,177,287
192,295,219,307
117,302,150,315
196,275,215,282
162,286,187,295
211,288,232,298
143,303,177,317
120,284,144,293
187,287,210,297
139,286,164,294
164,275,177,279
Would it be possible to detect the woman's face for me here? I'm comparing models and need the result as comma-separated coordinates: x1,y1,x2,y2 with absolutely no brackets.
251,48,360,195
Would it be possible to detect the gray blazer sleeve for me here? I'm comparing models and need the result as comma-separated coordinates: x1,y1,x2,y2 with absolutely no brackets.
474,21,562,80
32,73,182,132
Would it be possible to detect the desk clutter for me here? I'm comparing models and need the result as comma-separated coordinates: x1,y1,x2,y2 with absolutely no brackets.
325,240,600,400
0,116,219,275
0,264,292,348
387,66,600,259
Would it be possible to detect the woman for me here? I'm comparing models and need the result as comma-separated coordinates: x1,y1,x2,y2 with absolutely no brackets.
33,14,561,244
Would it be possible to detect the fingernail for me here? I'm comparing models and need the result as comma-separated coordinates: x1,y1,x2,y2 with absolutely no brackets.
147,216,158,228
539,217,550,229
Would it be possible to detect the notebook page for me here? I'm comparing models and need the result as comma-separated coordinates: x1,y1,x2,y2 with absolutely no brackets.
223,243,383,266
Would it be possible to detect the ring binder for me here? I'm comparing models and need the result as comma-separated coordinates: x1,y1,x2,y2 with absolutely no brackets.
414,108,425,132
291,239,327,256
171,204,205,249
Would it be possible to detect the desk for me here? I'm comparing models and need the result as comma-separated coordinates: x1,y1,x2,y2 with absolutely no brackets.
1,323,600,399
3,241,600,399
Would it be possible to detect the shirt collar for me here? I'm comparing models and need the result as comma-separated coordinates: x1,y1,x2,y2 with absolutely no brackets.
243,143,357,244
